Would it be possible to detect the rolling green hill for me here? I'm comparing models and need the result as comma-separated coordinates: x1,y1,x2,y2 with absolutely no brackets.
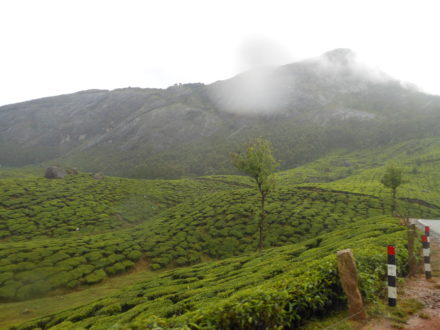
2,136,440,328
11,216,410,329
278,137,440,207
0,173,249,241
6,184,434,302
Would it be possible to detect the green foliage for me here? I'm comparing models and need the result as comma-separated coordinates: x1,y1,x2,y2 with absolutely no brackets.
127,250,142,261
381,164,403,192
381,164,403,213
3,137,440,305
13,104,440,180
1,183,438,301
232,137,279,251
232,137,279,194
0,174,243,241
84,270,106,284
14,216,411,329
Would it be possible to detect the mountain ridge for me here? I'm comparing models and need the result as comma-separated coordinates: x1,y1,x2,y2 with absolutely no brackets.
1,49,440,178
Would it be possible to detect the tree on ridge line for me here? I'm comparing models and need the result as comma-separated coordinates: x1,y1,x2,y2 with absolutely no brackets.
231,137,279,251
381,164,403,215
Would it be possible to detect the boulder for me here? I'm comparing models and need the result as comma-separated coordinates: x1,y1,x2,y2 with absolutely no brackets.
44,166,67,179
93,173,105,180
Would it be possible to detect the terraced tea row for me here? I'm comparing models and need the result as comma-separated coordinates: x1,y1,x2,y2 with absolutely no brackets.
12,216,410,330
138,186,437,266
2,186,438,301
278,137,440,207
317,160,440,211
0,174,244,241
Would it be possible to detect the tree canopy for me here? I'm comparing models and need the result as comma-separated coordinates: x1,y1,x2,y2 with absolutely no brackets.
380,164,403,214
232,137,279,250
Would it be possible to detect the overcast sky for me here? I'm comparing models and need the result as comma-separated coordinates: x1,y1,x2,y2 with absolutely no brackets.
1,0,440,106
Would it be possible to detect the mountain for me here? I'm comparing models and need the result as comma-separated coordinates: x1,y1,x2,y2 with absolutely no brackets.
1,49,440,178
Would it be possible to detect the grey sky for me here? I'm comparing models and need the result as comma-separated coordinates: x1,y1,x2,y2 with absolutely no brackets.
1,0,440,106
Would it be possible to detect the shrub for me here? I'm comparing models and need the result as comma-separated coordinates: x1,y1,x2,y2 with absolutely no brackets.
0,271,14,284
74,264,95,277
84,270,106,284
84,251,103,262
48,271,74,288
96,303,122,316
106,263,125,275
122,260,135,269
127,250,142,261
0,280,20,299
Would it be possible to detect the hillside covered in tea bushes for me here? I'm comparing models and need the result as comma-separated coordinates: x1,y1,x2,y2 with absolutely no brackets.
5,183,435,302
2,137,440,328
279,137,440,207
0,173,250,241
2,172,439,303
12,216,411,329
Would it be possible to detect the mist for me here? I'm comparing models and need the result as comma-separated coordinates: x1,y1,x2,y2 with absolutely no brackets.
312,48,391,83
236,36,294,72
209,45,398,115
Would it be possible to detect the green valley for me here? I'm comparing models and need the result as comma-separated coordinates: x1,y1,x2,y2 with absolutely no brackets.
10,216,411,329
2,4,440,327
1,136,440,328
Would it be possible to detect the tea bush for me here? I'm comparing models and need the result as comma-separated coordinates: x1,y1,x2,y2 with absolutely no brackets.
278,137,440,208
0,174,243,241
1,185,438,301
13,216,411,329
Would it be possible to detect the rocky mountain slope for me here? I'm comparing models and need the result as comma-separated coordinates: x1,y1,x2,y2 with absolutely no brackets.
1,49,440,178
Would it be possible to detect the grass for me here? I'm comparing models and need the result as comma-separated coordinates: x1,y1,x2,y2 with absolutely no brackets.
301,309,354,330
364,298,425,329
0,261,163,329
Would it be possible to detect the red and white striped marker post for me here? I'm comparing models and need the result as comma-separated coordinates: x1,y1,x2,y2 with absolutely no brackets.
422,235,432,279
387,245,397,307
425,226,430,240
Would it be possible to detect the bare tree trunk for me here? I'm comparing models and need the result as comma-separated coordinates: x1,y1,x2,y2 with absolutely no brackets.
391,188,396,214
258,193,265,251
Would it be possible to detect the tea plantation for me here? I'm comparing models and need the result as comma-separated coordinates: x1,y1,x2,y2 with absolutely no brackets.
279,137,440,206
2,183,438,302
134,186,438,266
2,137,440,328
12,216,411,329
0,174,247,241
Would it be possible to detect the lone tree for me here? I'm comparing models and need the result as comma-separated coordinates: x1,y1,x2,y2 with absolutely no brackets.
231,137,279,251
380,164,403,214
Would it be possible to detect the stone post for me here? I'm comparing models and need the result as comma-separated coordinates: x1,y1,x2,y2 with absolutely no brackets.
336,249,367,321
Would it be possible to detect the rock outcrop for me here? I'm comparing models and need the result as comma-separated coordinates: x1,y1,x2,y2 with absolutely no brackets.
44,166,67,179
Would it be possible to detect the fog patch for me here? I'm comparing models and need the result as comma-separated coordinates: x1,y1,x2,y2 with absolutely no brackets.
208,37,297,115
313,48,391,83
209,67,291,115
237,36,293,71
209,47,398,115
